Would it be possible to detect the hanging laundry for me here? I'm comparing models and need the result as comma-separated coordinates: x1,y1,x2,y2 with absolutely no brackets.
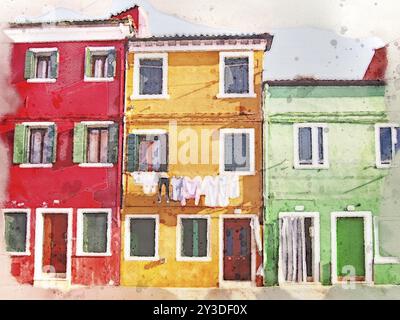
181,176,202,206
157,172,170,203
171,176,184,202
216,175,230,207
226,174,240,199
250,216,262,254
130,171,159,195
200,176,219,207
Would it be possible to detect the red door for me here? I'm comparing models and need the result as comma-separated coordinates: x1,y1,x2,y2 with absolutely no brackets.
42,214,68,276
223,218,252,281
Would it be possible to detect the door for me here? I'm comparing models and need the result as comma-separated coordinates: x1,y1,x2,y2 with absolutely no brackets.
336,217,365,282
42,214,68,277
223,218,252,281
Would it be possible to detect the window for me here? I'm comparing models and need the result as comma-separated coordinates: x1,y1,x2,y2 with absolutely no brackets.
132,53,168,99
13,123,56,167
84,47,116,81
126,131,168,172
220,128,255,175
73,122,119,167
375,124,400,168
373,216,400,264
125,215,159,260
218,52,255,98
24,48,58,82
76,209,111,256
3,210,30,255
294,124,328,169
177,216,210,261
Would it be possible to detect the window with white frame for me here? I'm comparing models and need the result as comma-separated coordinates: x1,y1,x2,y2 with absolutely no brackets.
126,131,168,172
375,124,400,168
77,209,111,256
294,124,328,169
177,216,210,261
3,210,30,255
84,47,116,81
220,128,255,175
373,216,400,264
125,215,159,260
24,48,59,82
13,123,57,167
133,53,168,99
218,52,255,98
73,122,119,166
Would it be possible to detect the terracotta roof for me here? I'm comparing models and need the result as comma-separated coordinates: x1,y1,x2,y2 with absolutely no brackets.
130,33,273,41
264,79,386,87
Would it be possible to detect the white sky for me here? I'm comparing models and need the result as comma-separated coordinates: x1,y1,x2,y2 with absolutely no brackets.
2,0,396,80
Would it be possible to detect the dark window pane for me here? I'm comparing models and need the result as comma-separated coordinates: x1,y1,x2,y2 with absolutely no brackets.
318,127,324,164
139,59,163,95
29,128,47,164
396,128,400,154
299,127,312,164
83,213,108,253
181,218,208,257
5,213,27,253
224,57,249,94
91,55,108,78
130,218,156,257
36,55,51,78
137,134,168,172
380,127,393,164
224,133,250,172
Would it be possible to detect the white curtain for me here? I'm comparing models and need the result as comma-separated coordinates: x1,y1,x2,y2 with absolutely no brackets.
280,216,307,282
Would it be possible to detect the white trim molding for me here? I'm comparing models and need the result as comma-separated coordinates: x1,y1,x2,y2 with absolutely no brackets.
375,123,399,169
277,212,320,285
219,128,255,176
219,214,258,288
293,123,329,170
132,53,169,100
373,216,400,264
25,47,58,83
330,211,373,285
176,215,211,262
1,208,31,256
76,208,112,257
218,51,255,99
34,208,73,283
124,214,160,261
4,25,132,43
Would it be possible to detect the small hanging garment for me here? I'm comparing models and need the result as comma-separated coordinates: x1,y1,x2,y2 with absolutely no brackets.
131,171,159,194
200,176,219,207
181,176,202,206
171,177,184,202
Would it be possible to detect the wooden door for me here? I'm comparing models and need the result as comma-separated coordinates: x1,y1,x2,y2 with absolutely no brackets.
223,218,252,281
42,214,68,276
336,217,365,282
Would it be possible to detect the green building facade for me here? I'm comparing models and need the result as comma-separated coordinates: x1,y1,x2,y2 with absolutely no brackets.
263,80,400,286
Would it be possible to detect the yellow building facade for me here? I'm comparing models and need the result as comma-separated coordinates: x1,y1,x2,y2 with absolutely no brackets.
121,34,273,287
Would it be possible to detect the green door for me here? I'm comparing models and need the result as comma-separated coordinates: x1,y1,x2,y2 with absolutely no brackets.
336,217,365,281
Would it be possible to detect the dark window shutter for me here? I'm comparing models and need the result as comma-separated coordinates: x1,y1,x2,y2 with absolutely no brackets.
84,48,92,77
298,127,313,164
380,127,393,163
73,123,87,163
49,50,59,79
224,133,234,171
24,50,35,79
4,213,27,252
107,123,119,164
83,213,108,253
13,124,28,164
43,124,57,163
159,133,168,172
107,49,116,78
130,218,156,256
126,134,139,172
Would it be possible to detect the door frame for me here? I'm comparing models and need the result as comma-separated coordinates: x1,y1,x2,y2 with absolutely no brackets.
331,211,373,285
34,208,73,282
219,214,258,288
278,212,320,285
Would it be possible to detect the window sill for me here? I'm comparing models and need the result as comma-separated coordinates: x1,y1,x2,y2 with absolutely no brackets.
294,164,329,170
130,94,170,100
7,251,31,256
124,256,160,262
78,163,114,168
220,170,255,176
27,78,56,83
376,163,392,169
76,252,112,257
19,164,53,168
176,257,212,262
84,77,114,82
216,92,257,99
374,256,400,264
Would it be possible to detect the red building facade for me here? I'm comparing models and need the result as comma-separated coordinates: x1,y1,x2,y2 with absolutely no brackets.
1,8,138,287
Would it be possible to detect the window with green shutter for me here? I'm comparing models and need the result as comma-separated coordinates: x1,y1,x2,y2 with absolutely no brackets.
13,124,57,165
180,218,208,258
84,47,116,79
24,48,59,80
81,212,109,254
4,212,28,254
129,218,157,257
73,122,118,164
